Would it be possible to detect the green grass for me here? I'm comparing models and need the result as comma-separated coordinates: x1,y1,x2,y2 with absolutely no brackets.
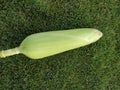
0,0,120,90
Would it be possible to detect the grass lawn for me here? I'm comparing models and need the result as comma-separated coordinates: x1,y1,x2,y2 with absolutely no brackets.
0,0,120,90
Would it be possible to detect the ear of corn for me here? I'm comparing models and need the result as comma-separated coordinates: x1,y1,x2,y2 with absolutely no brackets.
0,28,103,59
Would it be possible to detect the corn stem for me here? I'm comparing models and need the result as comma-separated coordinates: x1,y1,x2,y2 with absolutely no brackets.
0,47,20,58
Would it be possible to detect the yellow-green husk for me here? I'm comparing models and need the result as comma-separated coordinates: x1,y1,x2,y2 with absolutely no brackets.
0,28,103,59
